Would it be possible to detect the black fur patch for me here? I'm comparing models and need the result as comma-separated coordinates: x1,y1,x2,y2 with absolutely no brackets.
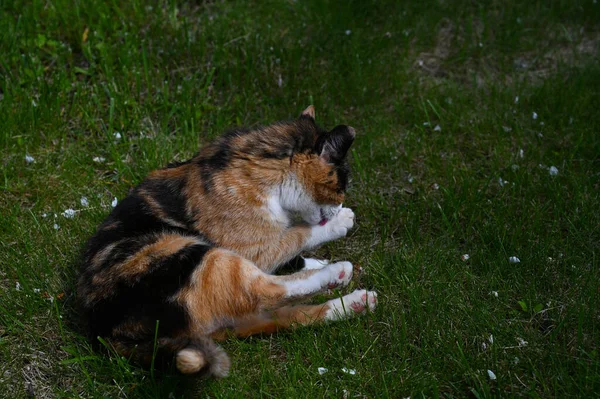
195,141,232,193
139,177,191,227
275,256,306,274
85,243,211,340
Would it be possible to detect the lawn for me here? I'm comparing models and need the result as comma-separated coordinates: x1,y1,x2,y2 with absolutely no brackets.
1,0,599,397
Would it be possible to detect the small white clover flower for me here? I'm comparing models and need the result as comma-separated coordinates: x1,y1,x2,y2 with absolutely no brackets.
80,196,89,207
487,370,496,380
25,154,35,164
62,209,76,218
509,256,521,263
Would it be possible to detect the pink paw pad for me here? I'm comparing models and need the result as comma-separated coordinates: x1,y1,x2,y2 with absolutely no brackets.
350,301,365,313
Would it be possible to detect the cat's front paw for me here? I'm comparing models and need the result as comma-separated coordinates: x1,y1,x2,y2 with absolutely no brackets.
305,208,355,248
326,207,354,240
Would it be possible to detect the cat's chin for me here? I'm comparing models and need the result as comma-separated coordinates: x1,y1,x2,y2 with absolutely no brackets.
300,211,322,225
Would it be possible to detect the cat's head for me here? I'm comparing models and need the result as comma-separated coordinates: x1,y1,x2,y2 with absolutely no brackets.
281,105,355,225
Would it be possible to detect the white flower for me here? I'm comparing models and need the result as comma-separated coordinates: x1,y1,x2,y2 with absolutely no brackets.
487,370,496,380
519,149,524,158
549,166,559,176
515,96,519,104
317,367,328,375
111,197,118,207
482,342,487,350
25,154,35,164
93,156,106,163
509,256,520,263
41,213,47,218
517,337,528,347
341,367,356,375
345,30,351,35
461,254,470,261
62,209,76,218
15,282,22,291
532,112,538,120
53,223,60,230
498,177,508,187
80,196,89,207
33,288,41,293
432,183,439,190
114,132,122,140
491,291,498,297
433,125,442,132
488,334,494,344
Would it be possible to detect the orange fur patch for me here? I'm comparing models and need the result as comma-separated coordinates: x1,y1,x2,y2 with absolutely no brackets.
177,249,287,335
292,154,345,205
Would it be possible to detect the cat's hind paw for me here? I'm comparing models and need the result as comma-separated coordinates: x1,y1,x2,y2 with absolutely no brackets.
325,289,377,321
325,261,353,289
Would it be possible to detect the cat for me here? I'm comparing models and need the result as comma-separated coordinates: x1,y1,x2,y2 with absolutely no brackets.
77,106,377,378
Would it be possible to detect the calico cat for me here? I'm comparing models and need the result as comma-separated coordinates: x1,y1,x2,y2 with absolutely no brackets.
77,106,377,378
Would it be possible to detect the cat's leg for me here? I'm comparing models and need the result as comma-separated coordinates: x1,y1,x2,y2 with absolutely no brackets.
210,289,378,340
275,256,330,274
177,250,352,331
275,260,353,298
302,257,330,270
250,207,355,273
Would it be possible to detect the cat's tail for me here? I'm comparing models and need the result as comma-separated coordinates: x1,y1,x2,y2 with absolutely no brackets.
110,335,231,378
173,336,230,377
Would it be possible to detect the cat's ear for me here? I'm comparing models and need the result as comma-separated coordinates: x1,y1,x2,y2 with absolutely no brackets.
317,125,355,164
300,105,316,120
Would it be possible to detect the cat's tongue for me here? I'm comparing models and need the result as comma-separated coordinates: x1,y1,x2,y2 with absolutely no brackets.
318,209,328,226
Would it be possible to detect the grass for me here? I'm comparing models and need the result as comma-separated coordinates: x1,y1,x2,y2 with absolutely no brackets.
1,0,599,397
